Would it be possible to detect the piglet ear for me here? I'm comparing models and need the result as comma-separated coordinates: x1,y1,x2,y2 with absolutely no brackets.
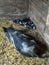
3,27,7,32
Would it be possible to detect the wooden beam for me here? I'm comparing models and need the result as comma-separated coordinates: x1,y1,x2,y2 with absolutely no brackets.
46,8,49,28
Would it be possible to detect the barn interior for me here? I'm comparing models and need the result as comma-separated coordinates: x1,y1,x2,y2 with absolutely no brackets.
0,0,49,65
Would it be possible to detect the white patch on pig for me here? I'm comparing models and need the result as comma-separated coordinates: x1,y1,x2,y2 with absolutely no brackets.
21,42,35,54
8,32,14,45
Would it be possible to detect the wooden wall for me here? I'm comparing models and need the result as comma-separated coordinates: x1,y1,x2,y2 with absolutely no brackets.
0,0,29,19
29,0,48,33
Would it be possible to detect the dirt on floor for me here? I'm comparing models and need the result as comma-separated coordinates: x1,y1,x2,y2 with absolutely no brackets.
0,19,49,65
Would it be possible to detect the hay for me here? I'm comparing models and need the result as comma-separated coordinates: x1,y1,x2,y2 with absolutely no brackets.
0,20,49,65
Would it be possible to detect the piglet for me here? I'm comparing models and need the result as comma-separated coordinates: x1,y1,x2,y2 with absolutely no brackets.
3,27,47,57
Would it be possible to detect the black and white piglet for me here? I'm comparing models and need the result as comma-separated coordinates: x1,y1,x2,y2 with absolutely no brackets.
3,27,47,57
13,18,36,29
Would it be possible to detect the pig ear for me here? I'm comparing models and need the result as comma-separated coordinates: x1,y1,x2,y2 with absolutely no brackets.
3,27,8,32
